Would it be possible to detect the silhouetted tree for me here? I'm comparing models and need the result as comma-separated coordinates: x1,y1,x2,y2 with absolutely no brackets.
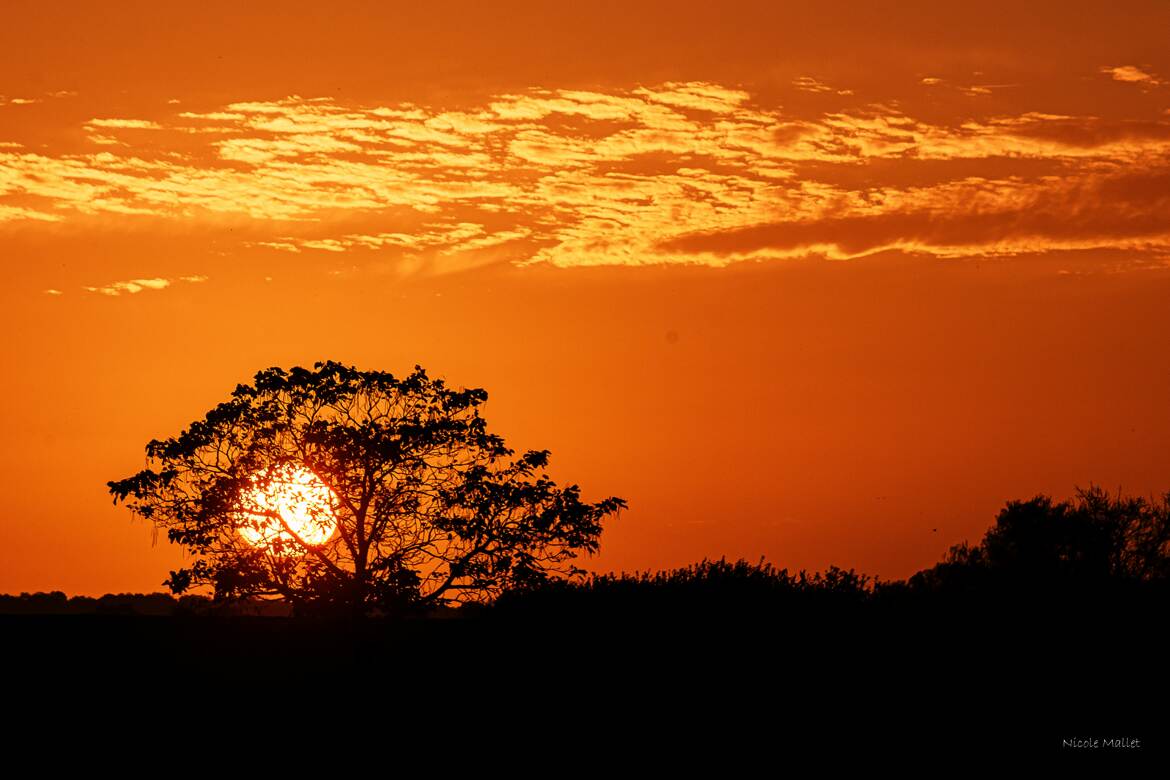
107,361,626,616
908,485,1170,596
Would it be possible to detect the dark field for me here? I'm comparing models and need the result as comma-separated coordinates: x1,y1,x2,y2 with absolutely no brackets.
3,599,1160,761
6,487,1166,761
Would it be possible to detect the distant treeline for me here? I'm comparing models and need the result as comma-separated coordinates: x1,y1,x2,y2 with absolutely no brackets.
0,591,292,617
496,486,1170,616
5,485,1168,616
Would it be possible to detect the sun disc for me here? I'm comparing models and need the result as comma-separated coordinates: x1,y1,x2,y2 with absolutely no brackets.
236,463,338,551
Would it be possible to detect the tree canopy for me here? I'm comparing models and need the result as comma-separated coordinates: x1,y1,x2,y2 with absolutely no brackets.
907,485,1170,595
107,361,626,616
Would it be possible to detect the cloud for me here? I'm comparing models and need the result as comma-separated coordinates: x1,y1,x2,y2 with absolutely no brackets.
1,91,76,107
81,275,207,296
657,170,1170,261
792,76,853,96
633,82,751,113
917,77,1016,96
3,83,1170,271
253,224,531,256
86,134,127,146
85,118,164,129
1101,65,1163,86
0,204,61,222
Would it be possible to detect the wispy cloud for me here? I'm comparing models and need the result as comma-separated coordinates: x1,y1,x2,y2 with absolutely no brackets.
1101,65,1164,86
792,76,853,96
659,170,1170,261
254,224,532,256
0,204,61,221
82,275,207,297
918,76,1016,97
84,118,164,129
3,82,1170,271
1,91,76,107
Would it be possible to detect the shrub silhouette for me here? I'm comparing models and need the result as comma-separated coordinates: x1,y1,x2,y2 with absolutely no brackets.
492,557,875,617
908,485,1170,598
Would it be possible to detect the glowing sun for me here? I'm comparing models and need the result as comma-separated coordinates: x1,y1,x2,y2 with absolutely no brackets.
236,463,338,550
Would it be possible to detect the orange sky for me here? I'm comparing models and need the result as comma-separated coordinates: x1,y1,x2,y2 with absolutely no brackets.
3,1,1170,595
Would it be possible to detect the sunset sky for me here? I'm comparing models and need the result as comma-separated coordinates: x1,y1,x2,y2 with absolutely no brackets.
3,1,1170,595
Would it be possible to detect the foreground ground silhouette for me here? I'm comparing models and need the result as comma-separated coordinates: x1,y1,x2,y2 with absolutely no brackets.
3,486,1164,759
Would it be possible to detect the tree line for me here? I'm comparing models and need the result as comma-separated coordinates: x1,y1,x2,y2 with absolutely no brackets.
8,484,1168,616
